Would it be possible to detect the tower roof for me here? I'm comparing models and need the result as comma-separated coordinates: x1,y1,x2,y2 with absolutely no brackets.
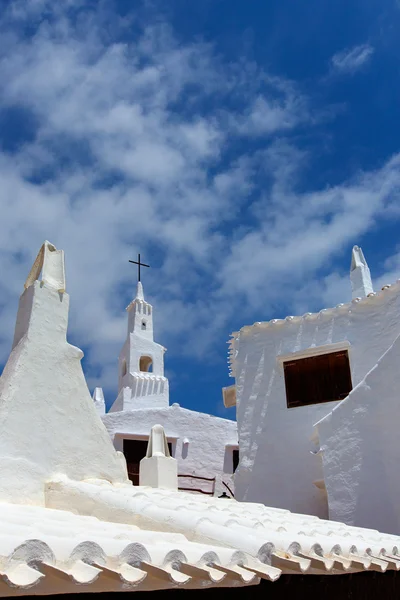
351,245,368,271
135,281,144,301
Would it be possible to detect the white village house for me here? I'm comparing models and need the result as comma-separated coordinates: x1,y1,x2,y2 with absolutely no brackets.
0,240,400,600
225,246,400,535
97,277,238,497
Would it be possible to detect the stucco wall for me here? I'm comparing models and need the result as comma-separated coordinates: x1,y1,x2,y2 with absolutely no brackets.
233,285,400,517
102,405,238,497
0,281,128,505
317,331,400,534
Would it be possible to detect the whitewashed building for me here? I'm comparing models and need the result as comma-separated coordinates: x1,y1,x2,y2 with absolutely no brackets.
226,246,400,534
100,280,238,497
0,241,399,598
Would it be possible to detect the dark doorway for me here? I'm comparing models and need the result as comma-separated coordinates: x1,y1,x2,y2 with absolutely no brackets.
123,438,172,485
232,449,239,473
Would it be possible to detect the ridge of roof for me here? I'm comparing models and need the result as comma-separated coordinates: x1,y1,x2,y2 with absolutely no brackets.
227,279,400,377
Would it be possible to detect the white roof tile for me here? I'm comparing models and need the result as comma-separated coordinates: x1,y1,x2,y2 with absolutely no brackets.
0,477,399,594
0,476,384,594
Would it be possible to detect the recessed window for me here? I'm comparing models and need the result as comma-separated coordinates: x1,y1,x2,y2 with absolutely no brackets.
284,350,352,409
141,320,147,330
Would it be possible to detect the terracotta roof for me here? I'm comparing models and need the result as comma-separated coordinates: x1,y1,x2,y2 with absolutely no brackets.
227,280,400,377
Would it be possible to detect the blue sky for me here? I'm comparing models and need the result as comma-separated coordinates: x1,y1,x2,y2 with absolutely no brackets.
0,0,400,419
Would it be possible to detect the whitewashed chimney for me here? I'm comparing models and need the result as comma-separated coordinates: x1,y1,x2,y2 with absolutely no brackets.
350,245,374,299
93,387,106,415
139,424,177,489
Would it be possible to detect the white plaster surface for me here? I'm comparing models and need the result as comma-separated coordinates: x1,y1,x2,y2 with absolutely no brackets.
24,240,66,293
316,331,400,534
103,405,238,497
0,246,127,505
231,281,400,518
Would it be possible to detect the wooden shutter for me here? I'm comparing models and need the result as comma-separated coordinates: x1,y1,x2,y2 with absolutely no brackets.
284,360,301,408
328,351,352,400
284,350,352,408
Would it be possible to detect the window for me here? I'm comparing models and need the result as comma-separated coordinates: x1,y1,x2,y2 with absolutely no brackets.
121,359,127,377
139,355,153,372
232,449,239,473
123,438,172,485
141,320,147,330
284,350,352,409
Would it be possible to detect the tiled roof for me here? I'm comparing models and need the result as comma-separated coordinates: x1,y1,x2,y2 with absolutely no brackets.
0,477,398,595
10,476,394,595
227,280,400,377
0,501,261,595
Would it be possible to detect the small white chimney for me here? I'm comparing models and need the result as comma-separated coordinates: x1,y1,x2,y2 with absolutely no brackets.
139,424,178,489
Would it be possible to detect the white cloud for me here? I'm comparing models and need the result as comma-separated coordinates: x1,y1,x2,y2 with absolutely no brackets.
216,151,400,306
0,4,398,406
331,44,374,74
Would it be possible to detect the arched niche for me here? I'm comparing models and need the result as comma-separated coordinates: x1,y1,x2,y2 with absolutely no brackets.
139,355,153,372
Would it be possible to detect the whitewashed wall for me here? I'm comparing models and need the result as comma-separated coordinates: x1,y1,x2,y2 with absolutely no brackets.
102,404,238,497
233,284,400,518
0,279,128,506
316,330,400,534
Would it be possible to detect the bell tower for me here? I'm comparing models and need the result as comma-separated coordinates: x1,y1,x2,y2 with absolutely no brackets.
109,278,169,413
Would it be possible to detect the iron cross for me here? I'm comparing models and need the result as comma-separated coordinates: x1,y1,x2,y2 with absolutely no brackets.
129,253,150,282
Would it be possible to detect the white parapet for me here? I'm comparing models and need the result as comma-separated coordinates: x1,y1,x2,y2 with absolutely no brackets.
139,424,178,490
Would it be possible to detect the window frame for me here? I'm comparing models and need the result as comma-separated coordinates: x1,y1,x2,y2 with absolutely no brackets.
280,344,353,409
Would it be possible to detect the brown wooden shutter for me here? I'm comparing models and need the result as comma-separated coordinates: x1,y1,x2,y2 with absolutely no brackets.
284,350,352,408
328,351,352,400
284,360,302,408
